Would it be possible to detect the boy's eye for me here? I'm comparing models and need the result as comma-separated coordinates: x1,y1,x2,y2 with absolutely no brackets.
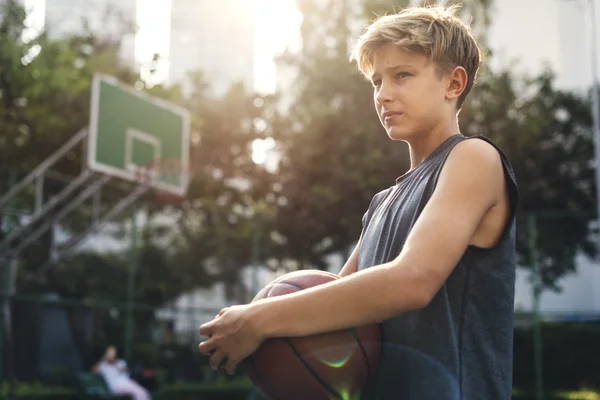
371,72,410,87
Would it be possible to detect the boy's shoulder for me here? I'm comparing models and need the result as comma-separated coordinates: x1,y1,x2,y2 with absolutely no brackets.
452,136,504,166
457,135,517,179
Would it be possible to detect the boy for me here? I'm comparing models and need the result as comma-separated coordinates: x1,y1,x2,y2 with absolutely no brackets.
198,5,519,399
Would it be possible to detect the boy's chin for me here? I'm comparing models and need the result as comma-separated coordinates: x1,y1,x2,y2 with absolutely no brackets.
385,126,411,141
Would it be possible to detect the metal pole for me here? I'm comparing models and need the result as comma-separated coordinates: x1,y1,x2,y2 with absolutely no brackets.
528,215,543,400
0,128,88,210
251,217,261,299
2,260,16,400
8,174,110,257
0,168,16,382
29,185,149,285
588,0,600,240
124,204,137,365
1,170,94,249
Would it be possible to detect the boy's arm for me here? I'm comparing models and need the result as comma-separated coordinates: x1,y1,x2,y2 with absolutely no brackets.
338,241,360,277
253,139,506,337
199,139,508,369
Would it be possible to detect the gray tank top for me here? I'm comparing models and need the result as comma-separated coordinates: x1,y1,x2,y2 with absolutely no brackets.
358,134,519,400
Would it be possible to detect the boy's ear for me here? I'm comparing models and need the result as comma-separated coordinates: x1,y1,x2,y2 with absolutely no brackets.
445,66,468,102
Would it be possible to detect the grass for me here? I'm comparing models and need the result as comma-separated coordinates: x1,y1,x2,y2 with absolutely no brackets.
513,389,600,400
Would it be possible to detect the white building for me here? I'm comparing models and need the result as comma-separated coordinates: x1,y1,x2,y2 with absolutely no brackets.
486,0,594,93
44,0,137,66
161,0,600,339
0,0,25,9
486,0,600,319
275,0,600,320
0,0,25,8
168,0,255,96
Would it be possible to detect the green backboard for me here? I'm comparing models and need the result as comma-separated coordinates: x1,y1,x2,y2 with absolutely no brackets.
88,74,190,196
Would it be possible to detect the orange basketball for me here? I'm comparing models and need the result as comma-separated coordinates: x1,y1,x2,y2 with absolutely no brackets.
243,270,381,400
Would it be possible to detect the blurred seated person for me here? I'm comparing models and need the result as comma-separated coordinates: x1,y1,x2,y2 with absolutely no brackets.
96,345,151,400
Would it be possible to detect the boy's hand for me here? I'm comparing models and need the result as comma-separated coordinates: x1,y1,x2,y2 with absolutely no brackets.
198,303,265,375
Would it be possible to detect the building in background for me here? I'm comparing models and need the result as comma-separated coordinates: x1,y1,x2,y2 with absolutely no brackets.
22,0,258,94
17,0,600,338
44,0,137,66
0,0,25,9
486,0,593,93
486,0,600,319
168,0,255,95
271,0,600,321
0,0,25,8
1,0,32,42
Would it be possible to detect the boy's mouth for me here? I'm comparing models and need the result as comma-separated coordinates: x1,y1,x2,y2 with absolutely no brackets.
383,111,402,123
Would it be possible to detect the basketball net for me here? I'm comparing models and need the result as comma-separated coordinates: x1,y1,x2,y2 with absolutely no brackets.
133,165,154,186
133,161,187,206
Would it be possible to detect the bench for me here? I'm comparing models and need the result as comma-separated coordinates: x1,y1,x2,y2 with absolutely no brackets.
75,372,131,399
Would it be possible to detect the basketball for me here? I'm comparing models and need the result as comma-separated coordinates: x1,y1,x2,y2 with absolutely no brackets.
243,270,381,400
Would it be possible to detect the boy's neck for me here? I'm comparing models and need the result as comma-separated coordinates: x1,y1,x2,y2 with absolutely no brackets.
406,117,461,169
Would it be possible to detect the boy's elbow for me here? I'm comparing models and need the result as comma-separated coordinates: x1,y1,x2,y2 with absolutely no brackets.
410,287,435,310
385,264,439,313
410,270,443,309
384,285,430,316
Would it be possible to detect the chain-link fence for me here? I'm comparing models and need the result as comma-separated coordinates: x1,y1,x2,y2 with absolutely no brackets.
1,292,262,399
513,212,600,399
2,209,600,399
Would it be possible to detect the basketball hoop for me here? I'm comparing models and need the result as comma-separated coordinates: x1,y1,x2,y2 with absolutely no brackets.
133,158,192,206
154,189,186,205
133,165,155,186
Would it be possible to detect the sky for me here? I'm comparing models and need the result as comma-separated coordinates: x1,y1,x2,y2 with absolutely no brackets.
22,0,302,93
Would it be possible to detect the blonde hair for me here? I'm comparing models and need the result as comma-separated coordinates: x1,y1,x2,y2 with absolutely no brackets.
350,4,482,108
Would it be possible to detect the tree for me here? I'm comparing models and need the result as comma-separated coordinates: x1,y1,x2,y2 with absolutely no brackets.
460,67,595,289
271,0,411,269
0,0,146,287
270,0,491,268
1,0,283,306
0,1,139,171
270,0,595,289
0,2,161,296
361,0,492,36
161,78,280,302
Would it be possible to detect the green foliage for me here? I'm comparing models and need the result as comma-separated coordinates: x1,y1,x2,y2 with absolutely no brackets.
1,0,596,302
272,0,411,268
0,0,149,290
271,0,595,289
270,0,496,269
0,382,77,399
513,322,600,391
148,78,281,301
0,380,264,400
154,380,265,400
361,0,410,20
461,67,595,288
1,0,278,303
512,391,600,400
0,1,137,171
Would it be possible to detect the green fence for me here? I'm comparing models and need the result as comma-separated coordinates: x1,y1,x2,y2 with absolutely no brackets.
1,293,264,399
2,166,600,400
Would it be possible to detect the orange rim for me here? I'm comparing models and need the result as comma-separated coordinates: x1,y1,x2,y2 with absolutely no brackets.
133,158,192,205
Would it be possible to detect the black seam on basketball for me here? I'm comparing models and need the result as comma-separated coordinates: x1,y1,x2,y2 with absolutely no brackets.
347,328,372,378
247,355,283,400
265,283,277,298
284,338,343,400
274,282,305,291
